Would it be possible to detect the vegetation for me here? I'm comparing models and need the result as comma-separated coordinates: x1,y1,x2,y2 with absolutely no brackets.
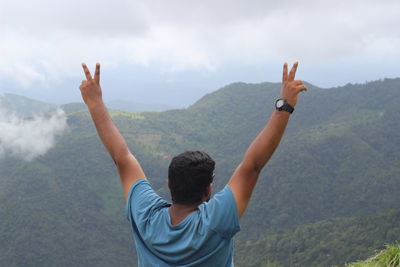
236,208,400,267
346,244,400,267
1,78,400,266
0,93,57,117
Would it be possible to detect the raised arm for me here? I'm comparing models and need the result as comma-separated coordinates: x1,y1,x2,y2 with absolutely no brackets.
79,63,145,199
228,62,307,217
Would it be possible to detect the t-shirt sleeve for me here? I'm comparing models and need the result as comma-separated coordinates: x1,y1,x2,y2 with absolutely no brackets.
203,185,241,239
125,179,168,224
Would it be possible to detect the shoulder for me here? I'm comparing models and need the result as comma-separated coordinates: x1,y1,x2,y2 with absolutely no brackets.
204,185,237,210
125,179,169,222
127,178,151,196
199,185,241,238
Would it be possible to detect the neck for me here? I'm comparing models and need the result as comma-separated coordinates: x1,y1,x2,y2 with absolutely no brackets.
169,202,200,226
170,202,199,212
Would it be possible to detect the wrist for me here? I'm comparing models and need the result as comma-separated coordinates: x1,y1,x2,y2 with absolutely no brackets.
274,110,291,118
275,98,294,114
280,95,296,107
286,99,296,107
87,100,105,111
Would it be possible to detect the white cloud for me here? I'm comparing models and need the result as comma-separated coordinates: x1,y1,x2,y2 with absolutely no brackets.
0,0,399,87
0,106,67,161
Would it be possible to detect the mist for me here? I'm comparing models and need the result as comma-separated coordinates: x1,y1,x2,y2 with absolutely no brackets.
0,106,67,161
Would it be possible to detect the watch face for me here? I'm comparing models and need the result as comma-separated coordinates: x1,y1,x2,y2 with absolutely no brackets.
276,99,284,108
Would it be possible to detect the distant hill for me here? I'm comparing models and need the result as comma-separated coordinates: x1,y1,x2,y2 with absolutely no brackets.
0,93,58,117
59,100,175,114
106,99,175,112
0,78,399,266
0,93,176,116
60,102,87,114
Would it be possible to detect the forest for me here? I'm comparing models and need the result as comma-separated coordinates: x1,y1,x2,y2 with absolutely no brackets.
1,78,399,266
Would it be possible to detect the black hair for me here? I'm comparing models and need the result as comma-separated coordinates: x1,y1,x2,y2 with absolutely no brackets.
168,150,215,205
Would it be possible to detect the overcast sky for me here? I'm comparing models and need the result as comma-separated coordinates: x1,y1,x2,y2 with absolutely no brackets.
1,0,399,107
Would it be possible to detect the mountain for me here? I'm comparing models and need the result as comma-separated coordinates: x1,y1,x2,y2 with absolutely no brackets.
0,93,58,117
106,99,175,113
59,100,175,114
236,207,400,267
0,93,176,116
1,78,400,266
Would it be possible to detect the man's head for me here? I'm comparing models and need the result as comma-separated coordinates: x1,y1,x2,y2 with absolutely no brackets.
168,150,215,205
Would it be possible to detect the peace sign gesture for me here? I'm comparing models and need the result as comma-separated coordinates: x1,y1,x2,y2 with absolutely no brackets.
79,63,103,108
281,62,307,107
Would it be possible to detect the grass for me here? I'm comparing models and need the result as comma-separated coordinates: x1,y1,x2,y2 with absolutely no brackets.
346,244,400,267
109,110,144,119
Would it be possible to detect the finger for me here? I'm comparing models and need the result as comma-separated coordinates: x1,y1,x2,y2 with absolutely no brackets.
294,80,303,85
288,61,299,81
81,63,93,81
282,62,288,82
94,63,100,84
296,84,308,92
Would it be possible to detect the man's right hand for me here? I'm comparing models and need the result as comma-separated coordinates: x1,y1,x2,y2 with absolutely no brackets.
228,62,307,217
281,62,308,107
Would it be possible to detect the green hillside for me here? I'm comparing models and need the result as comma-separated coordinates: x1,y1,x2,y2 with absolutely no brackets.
0,93,57,117
346,243,400,267
236,207,400,267
0,78,399,266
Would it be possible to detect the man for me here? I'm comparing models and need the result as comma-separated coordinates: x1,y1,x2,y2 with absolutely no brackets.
79,62,307,266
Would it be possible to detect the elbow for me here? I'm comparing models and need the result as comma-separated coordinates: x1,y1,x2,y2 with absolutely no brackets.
113,148,131,167
252,163,263,175
241,160,262,177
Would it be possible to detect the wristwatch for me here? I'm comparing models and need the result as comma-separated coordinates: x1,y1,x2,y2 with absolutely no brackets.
275,99,294,114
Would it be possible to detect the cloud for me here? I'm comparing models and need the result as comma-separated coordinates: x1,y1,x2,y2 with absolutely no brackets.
0,0,399,87
0,0,148,37
0,106,67,161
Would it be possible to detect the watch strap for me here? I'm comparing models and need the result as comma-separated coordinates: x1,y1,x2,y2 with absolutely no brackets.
275,99,294,114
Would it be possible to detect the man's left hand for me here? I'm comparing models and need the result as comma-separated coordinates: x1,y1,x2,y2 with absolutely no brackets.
79,63,103,109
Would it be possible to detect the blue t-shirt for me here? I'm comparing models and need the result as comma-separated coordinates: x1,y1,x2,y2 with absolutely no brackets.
125,179,241,267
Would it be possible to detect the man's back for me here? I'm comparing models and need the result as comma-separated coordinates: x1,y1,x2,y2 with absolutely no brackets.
126,179,240,266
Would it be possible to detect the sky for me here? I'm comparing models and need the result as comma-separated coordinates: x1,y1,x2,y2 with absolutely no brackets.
1,0,400,107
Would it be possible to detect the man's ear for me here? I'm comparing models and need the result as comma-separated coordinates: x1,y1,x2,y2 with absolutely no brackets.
206,184,212,197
